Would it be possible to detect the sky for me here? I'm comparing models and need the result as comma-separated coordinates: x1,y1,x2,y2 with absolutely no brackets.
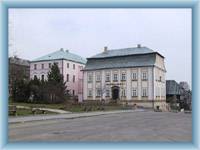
9,8,192,87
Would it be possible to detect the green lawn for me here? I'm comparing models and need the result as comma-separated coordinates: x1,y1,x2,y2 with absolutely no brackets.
9,102,132,115
9,102,64,109
9,108,58,116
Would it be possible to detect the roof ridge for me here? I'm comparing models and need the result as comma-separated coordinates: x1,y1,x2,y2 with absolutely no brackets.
31,49,86,64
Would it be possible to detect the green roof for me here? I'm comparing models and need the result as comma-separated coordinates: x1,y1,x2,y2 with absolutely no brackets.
31,49,87,64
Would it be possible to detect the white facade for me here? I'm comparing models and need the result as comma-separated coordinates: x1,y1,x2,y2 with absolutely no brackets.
83,53,167,110
30,59,85,102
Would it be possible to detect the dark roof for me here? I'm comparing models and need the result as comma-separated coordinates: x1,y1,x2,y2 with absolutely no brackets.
84,53,156,71
9,57,30,66
166,80,180,95
90,46,164,59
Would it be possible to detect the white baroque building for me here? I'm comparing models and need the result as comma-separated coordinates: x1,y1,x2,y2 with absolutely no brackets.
83,45,167,110
30,48,87,102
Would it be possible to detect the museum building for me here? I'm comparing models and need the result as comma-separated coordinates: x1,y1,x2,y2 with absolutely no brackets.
82,44,167,110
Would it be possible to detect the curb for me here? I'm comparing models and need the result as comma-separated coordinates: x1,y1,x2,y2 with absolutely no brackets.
9,109,145,124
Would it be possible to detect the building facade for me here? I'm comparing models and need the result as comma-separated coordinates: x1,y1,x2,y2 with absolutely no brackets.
9,56,30,96
30,48,87,102
83,45,167,110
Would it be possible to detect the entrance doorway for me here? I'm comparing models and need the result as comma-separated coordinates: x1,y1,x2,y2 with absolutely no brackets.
112,86,119,100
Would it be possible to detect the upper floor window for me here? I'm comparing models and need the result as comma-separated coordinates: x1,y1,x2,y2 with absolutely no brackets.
142,72,148,80
49,63,51,68
34,64,37,70
132,72,137,80
132,88,138,97
67,63,69,68
41,64,44,69
88,73,93,82
142,87,148,97
121,73,126,81
96,73,101,82
73,75,75,83
73,64,75,70
105,73,110,82
66,74,69,82
113,73,118,82
159,76,162,82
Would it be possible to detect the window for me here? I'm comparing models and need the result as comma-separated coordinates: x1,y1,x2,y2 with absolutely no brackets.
121,89,126,97
80,66,83,70
106,89,110,97
41,75,44,81
113,73,118,81
159,76,162,82
96,73,101,82
96,88,101,97
132,88,138,97
34,75,37,80
88,73,93,82
73,75,75,82
121,73,126,81
49,63,51,68
66,74,69,82
105,73,110,82
142,72,148,80
34,64,37,70
132,72,137,80
88,89,92,97
41,64,44,69
67,90,70,94
73,90,75,96
67,63,69,68
73,64,75,69
142,87,148,97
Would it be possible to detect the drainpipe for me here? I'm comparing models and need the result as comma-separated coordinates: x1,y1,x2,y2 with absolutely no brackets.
152,67,154,110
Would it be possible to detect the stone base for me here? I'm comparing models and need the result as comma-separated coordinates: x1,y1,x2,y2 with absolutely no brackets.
119,100,168,111
83,99,169,111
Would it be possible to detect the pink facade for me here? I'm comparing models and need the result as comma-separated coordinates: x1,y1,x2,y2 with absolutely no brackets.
30,59,85,102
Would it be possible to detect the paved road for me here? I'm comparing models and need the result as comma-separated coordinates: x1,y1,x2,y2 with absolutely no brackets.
9,111,192,142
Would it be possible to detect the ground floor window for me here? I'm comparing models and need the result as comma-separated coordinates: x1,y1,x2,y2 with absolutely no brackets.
142,87,148,97
96,88,101,97
88,89,92,97
132,88,138,97
121,89,126,97
106,89,110,97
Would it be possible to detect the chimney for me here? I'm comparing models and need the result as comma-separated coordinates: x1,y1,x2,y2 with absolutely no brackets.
137,44,141,48
104,46,108,52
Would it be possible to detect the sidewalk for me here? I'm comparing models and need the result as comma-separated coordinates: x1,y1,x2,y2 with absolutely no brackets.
9,109,145,124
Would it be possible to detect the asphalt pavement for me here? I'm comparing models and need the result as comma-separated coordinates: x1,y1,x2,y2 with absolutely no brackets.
9,111,192,142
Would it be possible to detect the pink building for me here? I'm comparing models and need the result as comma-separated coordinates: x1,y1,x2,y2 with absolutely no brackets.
30,48,87,102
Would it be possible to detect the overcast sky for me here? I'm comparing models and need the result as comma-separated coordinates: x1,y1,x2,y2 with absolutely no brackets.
9,8,192,87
